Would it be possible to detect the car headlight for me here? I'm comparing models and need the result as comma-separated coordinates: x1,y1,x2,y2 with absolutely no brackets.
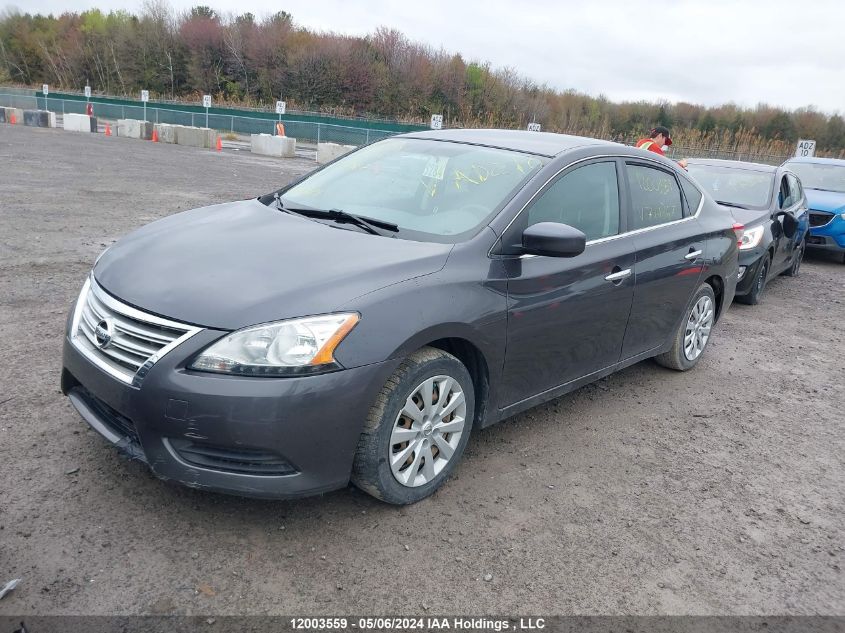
739,225,765,250
190,313,359,377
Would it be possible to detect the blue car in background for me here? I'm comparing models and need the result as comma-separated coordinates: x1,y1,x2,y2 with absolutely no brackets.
782,157,845,263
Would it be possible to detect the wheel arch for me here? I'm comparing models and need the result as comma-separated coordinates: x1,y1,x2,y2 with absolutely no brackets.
703,274,725,322
426,337,491,429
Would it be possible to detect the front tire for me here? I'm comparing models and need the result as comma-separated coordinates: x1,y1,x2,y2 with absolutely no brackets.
736,253,770,305
352,347,474,504
782,240,804,277
655,282,717,371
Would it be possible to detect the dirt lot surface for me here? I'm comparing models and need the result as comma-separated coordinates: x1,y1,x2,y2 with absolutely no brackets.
1,124,843,616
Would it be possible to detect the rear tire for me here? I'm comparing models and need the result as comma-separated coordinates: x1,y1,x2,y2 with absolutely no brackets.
782,240,804,277
351,347,474,505
736,253,770,305
655,282,717,372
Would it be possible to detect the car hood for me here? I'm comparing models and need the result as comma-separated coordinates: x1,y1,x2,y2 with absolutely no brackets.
94,199,453,330
804,188,845,213
719,204,769,227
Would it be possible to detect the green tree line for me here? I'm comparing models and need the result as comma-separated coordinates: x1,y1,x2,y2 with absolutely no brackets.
1,2,843,151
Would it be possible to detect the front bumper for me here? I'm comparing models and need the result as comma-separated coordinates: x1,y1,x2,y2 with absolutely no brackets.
734,250,766,298
808,216,845,253
62,330,395,499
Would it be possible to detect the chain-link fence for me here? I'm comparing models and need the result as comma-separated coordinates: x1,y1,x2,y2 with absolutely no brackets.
665,144,788,166
611,133,790,166
0,92,398,146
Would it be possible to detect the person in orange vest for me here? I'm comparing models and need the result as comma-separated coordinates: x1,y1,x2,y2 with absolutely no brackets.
635,125,688,169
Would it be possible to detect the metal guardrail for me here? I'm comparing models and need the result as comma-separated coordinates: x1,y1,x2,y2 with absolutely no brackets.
0,92,399,146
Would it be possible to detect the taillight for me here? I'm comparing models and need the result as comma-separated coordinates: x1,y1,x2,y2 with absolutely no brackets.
732,223,744,247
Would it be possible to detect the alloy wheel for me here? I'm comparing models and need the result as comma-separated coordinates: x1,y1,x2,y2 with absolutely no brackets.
756,260,769,294
389,375,466,488
683,295,714,361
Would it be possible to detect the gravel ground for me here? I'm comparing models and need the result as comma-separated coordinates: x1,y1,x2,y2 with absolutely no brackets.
0,124,843,616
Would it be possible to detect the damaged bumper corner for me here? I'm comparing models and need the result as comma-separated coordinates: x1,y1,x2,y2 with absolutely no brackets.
62,333,395,499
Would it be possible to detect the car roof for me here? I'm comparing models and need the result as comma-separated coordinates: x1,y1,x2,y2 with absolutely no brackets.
783,156,845,167
399,128,621,157
686,157,777,173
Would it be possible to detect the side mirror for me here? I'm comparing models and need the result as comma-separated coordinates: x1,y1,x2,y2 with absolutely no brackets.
773,211,798,239
522,222,586,258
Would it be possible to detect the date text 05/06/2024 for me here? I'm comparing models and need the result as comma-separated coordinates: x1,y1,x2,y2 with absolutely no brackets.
289,617,546,631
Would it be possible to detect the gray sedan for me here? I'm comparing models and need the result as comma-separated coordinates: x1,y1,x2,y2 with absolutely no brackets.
63,130,739,504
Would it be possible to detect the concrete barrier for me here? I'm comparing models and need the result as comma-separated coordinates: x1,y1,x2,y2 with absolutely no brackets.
250,134,297,158
175,125,218,149
63,113,97,133
316,142,355,164
154,123,178,144
23,110,56,128
3,107,24,124
23,110,47,127
117,119,153,140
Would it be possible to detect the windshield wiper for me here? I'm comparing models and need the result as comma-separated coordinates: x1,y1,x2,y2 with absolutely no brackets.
323,208,398,236
274,196,398,236
274,193,315,220
715,200,749,209
806,186,845,193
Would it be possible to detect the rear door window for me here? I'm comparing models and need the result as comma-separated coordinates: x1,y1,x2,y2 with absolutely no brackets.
680,176,703,216
625,164,684,230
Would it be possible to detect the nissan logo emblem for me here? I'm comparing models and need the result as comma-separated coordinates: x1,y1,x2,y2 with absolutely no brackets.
94,318,115,349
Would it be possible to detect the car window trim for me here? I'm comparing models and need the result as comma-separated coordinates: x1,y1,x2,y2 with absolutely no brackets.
493,154,703,259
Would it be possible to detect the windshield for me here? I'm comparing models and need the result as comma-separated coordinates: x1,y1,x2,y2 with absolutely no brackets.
686,164,773,209
786,162,845,193
280,138,546,242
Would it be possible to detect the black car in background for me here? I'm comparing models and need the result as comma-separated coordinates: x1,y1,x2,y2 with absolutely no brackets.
62,130,739,504
686,159,809,305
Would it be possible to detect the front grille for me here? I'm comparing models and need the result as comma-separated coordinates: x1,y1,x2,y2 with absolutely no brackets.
71,276,200,385
72,385,141,446
809,211,834,227
168,439,298,476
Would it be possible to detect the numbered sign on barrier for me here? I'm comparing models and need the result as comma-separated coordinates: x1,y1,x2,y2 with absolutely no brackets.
527,122,542,132
430,114,443,130
795,139,816,158
202,94,212,109
141,89,149,103
42,84,49,96
84,85,91,98
275,101,286,115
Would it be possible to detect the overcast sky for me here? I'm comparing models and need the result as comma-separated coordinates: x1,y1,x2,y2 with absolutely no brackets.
8,0,844,114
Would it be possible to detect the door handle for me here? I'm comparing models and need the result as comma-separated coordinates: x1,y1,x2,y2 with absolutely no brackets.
605,268,632,282
685,249,703,261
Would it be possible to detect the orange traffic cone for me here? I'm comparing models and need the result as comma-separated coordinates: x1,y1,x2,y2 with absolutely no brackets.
104,123,112,136
9,113,16,125
151,128,159,142
216,136,222,152
276,122,285,137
